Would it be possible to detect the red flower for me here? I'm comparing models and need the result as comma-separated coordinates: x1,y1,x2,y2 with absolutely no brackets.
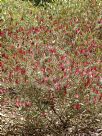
47,58,52,62
15,99,21,108
73,103,81,110
91,66,97,71
76,28,80,34
49,48,56,54
0,61,3,68
25,101,32,107
80,49,86,54
43,77,48,83
15,66,21,72
18,48,26,55
15,79,19,84
8,31,12,37
0,31,5,37
75,68,80,75
41,67,46,73
64,90,67,96
33,62,40,69
34,28,40,33
0,88,7,94
60,55,66,61
59,63,65,71
19,27,24,32
83,62,89,66
92,88,99,94
2,53,9,59
21,68,26,75
55,83,61,91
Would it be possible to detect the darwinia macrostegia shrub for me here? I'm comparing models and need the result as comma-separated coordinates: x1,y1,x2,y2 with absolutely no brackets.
1,0,102,132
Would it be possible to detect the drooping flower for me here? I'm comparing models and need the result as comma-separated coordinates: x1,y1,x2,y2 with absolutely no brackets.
54,83,61,91
0,31,5,37
64,90,67,96
21,68,26,75
75,68,80,75
92,88,99,94
2,53,9,59
73,103,81,110
18,48,26,55
60,55,67,61
15,98,21,108
25,101,32,107
0,88,7,94
0,61,4,68
49,48,56,54
15,79,19,84
15,66,21,72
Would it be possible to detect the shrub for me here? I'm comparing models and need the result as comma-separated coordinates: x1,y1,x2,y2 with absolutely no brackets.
1,0,102,135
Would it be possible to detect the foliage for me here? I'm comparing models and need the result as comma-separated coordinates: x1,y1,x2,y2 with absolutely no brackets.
1,0,102,135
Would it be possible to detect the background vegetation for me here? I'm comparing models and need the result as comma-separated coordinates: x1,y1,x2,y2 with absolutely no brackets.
1,0,102,135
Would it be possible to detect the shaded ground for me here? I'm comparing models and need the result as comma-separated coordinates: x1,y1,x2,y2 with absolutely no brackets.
1,96,102,136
